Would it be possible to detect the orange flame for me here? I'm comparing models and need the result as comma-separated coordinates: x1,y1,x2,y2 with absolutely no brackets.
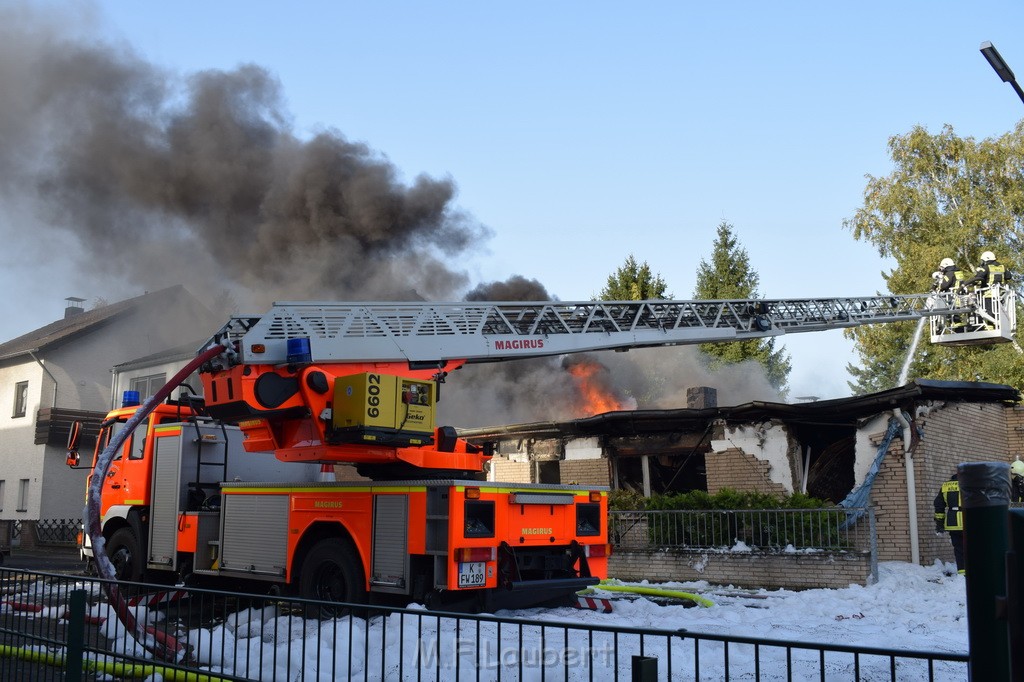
566,359,631,416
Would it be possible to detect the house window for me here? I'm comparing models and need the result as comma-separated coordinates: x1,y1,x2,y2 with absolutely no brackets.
0,480,5,511
12,381,28,418
130,374,167,402
16,479,28,512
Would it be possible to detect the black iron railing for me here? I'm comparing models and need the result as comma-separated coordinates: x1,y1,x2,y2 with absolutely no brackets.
1,519,81,548
34,519,80,545
0,568,967,681
609,508,875,552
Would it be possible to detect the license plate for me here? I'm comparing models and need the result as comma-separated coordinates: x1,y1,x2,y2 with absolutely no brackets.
457,562,486,587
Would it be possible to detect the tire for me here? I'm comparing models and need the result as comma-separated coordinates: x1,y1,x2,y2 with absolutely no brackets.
106,527,144,584
298,537,367,618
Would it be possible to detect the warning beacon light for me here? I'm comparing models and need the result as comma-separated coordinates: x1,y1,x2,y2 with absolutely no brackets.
286,337,313,364
122,390,141,407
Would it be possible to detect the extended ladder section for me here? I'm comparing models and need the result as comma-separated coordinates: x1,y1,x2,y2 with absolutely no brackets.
205,293,986,368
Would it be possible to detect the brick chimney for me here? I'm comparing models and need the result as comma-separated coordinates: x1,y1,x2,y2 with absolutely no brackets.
64,296,85,319
686,386,717,409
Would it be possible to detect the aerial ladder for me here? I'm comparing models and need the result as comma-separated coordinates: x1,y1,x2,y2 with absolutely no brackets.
198,290,1011,474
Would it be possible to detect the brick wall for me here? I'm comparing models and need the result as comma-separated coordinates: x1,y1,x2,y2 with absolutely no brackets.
490,459,532,483
333,465,371,482
559,459,611,486
1006,405,1024,460
920,403,1007,567
609,549,872,590
870,402,1010,566
863,431,910,563
706,448,788,496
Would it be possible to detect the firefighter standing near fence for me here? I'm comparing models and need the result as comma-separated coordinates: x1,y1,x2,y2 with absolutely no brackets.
934,471,966,575
1012,459,1024,504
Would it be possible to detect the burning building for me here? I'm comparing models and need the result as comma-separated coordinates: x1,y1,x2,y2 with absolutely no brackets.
461,379,1024,570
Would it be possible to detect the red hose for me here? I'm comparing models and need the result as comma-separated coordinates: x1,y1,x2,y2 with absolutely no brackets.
85,343,226,662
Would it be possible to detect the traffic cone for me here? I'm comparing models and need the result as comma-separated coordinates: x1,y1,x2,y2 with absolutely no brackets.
319,463,335,482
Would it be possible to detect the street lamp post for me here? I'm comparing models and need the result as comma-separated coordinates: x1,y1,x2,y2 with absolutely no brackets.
980,41,1024,106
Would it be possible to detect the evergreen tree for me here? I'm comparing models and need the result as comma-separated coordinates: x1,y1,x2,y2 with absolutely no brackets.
694,221,791,391
843,123,1024,393
597,254,670,300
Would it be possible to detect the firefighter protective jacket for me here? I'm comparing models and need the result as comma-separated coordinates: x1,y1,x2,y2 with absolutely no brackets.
937,266,966,294
1013,475,1024,504
934,477,963,532
965,261,1009,290
937,266,966,292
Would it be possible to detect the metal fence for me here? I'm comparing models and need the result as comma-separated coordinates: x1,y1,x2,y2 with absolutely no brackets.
610,507,876,552
3,519,81,548
0,567,967,681
34,519,80,545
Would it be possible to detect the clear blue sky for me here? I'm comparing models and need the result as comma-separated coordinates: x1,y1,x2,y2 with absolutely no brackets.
3,0,1023,400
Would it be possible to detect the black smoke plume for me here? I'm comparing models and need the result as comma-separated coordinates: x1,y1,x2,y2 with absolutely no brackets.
0,8,784,427
0,9,487,309
443,276,782,426
464,276,553,302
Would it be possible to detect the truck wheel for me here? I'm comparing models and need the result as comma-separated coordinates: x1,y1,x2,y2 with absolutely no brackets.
107,527,144,584
298,537,367,618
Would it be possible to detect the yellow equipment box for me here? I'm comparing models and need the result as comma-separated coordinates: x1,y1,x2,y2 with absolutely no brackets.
332,372,435,444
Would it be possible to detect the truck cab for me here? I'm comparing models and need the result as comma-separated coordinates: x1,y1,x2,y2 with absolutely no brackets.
70,395,204,574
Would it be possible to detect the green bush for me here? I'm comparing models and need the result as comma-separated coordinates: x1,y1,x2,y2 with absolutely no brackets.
619,489,847,550
608,489,646,511
640,488,831,511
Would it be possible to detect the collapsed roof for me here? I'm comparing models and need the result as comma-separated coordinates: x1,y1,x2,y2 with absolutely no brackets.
459,379,1020,441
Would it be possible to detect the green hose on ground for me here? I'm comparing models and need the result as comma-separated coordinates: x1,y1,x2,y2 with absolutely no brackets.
581,580,715,608
0,644,227,681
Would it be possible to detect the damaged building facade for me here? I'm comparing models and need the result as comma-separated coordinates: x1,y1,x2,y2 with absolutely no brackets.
461,379,1023,574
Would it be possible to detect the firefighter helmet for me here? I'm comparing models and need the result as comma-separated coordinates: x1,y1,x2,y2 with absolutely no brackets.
940,258,955,268
982,251,996,262
1012,460,1024,477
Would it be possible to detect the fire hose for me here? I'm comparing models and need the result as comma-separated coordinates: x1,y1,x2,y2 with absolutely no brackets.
585,579,715,608
0,645,227,681
84,343,227,663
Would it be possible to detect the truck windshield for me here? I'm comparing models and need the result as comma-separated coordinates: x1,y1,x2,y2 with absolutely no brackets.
105,420,143,461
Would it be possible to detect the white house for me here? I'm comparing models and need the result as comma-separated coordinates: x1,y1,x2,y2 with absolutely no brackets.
110,341,210,411
0,286,221,535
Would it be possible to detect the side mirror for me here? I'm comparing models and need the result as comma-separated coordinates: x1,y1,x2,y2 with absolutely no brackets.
66,421,82,468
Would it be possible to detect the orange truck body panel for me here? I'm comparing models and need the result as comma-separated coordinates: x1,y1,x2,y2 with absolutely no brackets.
176,513,200,554
213,483,608,590
201,362,489,472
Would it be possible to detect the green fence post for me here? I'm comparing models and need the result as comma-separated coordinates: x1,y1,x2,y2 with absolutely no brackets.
631,655,658,681
65,588,86,682
960,461,1010,682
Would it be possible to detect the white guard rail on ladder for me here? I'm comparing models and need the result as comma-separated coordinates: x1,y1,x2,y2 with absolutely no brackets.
204,293,979,368
929,285,1018,346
